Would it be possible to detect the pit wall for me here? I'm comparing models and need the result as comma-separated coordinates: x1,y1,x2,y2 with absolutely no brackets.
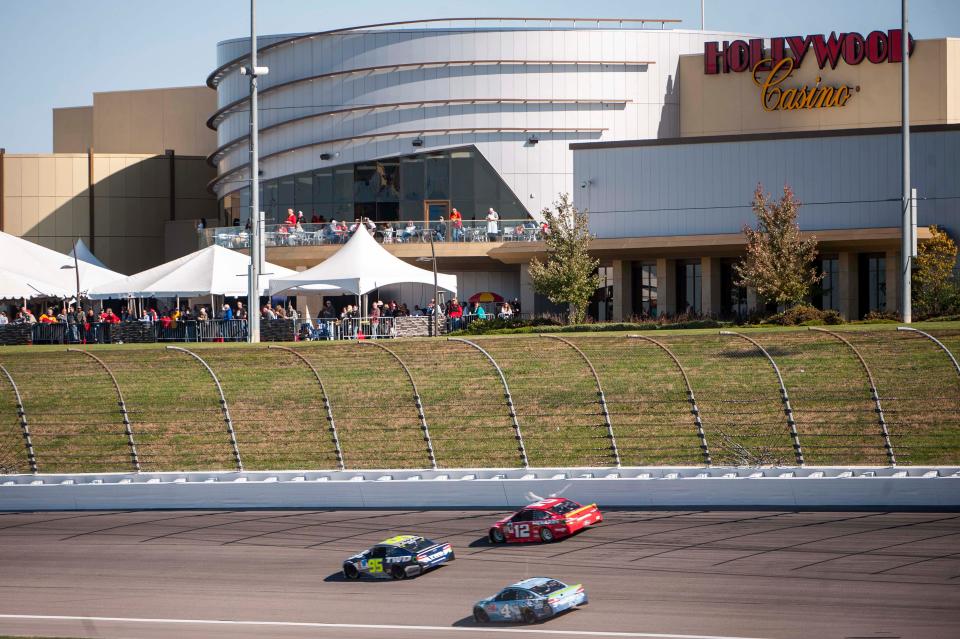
2,467,958,511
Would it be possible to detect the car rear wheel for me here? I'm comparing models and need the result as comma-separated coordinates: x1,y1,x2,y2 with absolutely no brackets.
489,528,505,544
539,527,555,543
521,607,537,624
473,608,489,624
343,563,359,579
390,565,407,580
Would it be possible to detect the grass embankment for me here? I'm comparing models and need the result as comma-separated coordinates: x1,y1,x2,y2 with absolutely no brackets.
0,323,957,473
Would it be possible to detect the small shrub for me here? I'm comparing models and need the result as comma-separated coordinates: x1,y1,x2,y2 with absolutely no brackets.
761,304,844,326
861,310,900,322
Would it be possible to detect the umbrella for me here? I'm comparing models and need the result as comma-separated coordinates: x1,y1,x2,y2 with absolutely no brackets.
468,291,504,304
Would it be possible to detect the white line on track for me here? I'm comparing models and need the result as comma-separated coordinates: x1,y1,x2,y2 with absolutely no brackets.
0,614,768,639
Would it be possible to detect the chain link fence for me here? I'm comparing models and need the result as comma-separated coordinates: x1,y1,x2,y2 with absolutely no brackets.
0,328,957,472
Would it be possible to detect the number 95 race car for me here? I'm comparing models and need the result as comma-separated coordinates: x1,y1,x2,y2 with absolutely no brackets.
473,577,588,624
342,534,454,580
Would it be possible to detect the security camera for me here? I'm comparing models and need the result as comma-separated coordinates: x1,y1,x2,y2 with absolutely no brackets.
580,180,588,189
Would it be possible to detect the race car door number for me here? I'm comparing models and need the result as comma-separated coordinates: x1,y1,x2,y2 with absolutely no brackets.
514,523,530,538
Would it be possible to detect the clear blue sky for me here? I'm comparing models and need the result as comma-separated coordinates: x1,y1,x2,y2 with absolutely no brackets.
0,0,957,153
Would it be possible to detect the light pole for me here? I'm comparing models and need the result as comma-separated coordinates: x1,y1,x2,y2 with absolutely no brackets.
417,236,439,336
901,0,912,323
242,0,268,342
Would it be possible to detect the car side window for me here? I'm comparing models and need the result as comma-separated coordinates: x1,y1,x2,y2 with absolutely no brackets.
512,510,532,523
369,546,387,559
387,547,409,560
516,590,534,599
495,589,517,602
530,510,549,521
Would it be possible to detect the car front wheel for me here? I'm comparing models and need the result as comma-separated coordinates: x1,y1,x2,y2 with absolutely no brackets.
473,607,489,624
489,527,505,543
343,563,359,579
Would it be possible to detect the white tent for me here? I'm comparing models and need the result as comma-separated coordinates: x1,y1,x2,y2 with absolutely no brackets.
0,231,124,300
89,244,304,299
269,225,457,296
69,238,108,269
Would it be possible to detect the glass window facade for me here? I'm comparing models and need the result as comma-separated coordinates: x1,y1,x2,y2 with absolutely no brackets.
859,253,887,316
631,261,658,318
677,260,702,315
814,257,839,311
223,145,529,225
720,259,748,319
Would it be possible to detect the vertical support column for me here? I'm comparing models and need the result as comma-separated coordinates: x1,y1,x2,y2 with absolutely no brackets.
720,331,805,466
448,337,529,469
838,251,859,320
701,256,722,317
165,346,243,471
360,341,437,470
656,258,677,316
0,364,37,473
67,349,141,472
885,250,900,314
611,259,632,322
519,263,535,318
87,147,95,253
166,149,176,222
267,345,344,470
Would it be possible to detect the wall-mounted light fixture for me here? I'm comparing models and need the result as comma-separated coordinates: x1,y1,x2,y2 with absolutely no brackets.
527,135,539,145
412,137,424,147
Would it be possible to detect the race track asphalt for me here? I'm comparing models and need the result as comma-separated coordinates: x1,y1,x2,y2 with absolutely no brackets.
0,509,958,639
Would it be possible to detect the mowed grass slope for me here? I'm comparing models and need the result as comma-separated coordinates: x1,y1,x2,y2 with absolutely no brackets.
0,325,957,473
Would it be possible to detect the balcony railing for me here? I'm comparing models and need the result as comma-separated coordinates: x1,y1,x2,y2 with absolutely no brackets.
201,220,544,249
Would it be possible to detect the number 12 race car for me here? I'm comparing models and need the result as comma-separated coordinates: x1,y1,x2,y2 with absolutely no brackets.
342,534,454,580
489,498,602,543
473,577,588,624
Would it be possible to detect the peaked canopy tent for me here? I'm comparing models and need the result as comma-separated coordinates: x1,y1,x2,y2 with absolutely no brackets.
0,231,124,300
69,238,108,269
268,226,458,297
89,244,302,299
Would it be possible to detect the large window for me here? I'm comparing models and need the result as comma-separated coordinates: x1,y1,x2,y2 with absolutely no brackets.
677,260,702,316
720,259,747,319
631,262,658,318
227,145,530,225
814,257,839,311
859,253,886,316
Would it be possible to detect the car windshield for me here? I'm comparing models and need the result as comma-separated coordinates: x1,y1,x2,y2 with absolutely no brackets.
528,580,566,596
549,500,582,515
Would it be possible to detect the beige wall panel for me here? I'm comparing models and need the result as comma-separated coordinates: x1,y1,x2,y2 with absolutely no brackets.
681,37,954,137
73,199,90,238
144,157,167,198
19,157,39,197
54,196,74,239
54,236,73,255
123,156,145,199
20,197,38,236
94,196,112,239
3,157,21,197
129,93,165,152
948,39,960,122
37,157,55,195
73,157,88,196
92,91,133,154
3,197,22,235
53,106,94,153
54,157,74,197
36,196,56,237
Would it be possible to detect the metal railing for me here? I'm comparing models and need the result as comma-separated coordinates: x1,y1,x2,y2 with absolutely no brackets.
202,220,544,249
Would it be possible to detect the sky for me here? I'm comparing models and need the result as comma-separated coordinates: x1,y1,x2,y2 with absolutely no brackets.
0,0,958,153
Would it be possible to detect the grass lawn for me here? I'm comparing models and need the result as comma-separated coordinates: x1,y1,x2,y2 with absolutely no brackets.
0,322,957,473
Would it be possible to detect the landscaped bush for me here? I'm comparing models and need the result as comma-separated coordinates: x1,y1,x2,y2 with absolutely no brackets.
760,305,845,326
450,317,722,335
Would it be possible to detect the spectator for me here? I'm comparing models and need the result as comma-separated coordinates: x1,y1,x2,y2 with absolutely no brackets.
262,304,277,320
311,213,320,224
433,216,447,241
22,307,37,324
399,303,410,316
244,219,252,232
198,307,209,321
149,307,159,323
450,208,464,241
381,222,395,243
320,300,337,319
39,307,57,324
196,218,206,233
425,299,437,316
486,207,500,241
511,297,521,315
0,311,8,325
274,304,287,319
287,305,299,321
448,298,463,329
139,309,151,324
235,301,245,320
499,302,514,319
222,303,234,321
402,220,417,241
101,308,120,324
285,208,296,225
473,302,487,319
365,217,377,232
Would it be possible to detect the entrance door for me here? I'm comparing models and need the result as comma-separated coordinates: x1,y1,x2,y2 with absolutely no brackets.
424,200,449,224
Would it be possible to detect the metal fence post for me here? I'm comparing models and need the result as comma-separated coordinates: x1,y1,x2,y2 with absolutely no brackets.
447,337,529,469
627,335,712,466
360,341,437,470
719,331,805,466
540,334,621,467
267,345,344,470
897,326,960,377
808,328,896,466
165,346,243,471
0,364,37,473
67,349,141,472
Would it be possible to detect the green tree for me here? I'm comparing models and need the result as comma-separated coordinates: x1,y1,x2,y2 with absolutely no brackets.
735,184,822,307
528,193,600,324
913,224,959,317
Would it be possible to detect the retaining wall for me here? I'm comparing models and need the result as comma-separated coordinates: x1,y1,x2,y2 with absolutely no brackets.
2,467,958,511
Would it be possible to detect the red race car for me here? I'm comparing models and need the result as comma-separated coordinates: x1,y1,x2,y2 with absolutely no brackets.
489,498,603,544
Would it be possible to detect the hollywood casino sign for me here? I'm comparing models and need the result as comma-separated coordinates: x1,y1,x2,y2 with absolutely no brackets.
703,30,915,112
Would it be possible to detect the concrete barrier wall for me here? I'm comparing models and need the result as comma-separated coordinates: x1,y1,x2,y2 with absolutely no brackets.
2,467,959,511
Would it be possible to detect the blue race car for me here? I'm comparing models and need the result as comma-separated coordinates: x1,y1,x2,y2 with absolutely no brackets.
472,577,588,624
342,534,454,580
